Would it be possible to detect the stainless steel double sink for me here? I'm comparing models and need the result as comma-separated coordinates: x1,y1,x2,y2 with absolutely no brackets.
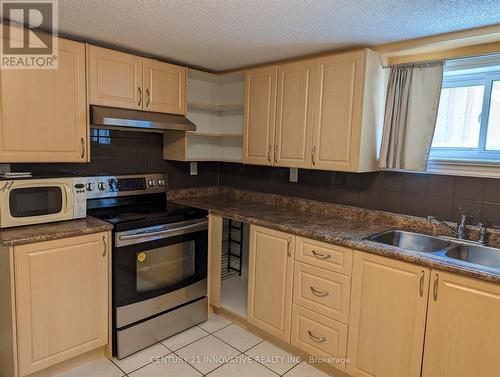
366,230,500,270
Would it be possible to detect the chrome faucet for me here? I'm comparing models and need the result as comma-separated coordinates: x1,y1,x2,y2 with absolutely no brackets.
427,214,468,240
478,223,488,245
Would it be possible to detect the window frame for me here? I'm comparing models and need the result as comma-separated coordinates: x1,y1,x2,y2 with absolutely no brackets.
429,70,500,163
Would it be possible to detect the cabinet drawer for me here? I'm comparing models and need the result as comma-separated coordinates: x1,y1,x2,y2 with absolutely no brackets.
291,305,348,369
293,262,351,323
296,236,352,275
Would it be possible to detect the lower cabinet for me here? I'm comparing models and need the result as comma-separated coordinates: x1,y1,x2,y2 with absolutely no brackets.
12,232,110,377
422,271,500,377
291,305,348,369
243,224,500,377
247,225,294,342
347,251,430,377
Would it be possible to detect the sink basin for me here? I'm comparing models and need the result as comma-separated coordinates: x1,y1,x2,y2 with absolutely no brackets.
367,230,451,253
446,244,500,270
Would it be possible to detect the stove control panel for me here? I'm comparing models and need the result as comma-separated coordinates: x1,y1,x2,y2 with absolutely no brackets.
84,174,168,199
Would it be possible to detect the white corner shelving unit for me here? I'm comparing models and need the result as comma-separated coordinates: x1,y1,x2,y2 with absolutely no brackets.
164,69,245,163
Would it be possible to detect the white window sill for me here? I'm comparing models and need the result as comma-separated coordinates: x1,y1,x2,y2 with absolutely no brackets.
426,159,500,178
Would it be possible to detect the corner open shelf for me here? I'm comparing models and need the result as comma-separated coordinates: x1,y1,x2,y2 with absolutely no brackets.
164,69,245,163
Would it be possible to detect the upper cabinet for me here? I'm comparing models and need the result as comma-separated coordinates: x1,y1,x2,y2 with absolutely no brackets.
243,49,386,172
275,60,315,168
0,37,88,163
313,51,362,171
88,46,143,110
88,45,186,114
243,66,277,165
143,58,186,114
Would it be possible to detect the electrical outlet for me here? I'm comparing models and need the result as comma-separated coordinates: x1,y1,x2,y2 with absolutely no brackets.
289,168,298,182
190,162,198,176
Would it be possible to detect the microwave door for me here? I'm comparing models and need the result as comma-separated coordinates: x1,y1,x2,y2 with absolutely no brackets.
1,180,72,227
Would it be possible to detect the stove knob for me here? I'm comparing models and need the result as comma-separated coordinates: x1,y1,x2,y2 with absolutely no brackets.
85,183,93,192
148,179,155,187
158,179,164,186
97,182,106,191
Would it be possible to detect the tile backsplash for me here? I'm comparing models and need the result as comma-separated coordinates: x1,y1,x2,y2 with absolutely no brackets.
11,129,219,189
9,130,500,228
219,162,500,228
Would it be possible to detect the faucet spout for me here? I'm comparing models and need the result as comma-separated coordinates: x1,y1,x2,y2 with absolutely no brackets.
427,216,461,238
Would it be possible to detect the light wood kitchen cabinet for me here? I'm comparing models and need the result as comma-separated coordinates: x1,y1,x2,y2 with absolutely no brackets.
243,49,385,171
88,45,186,114
88,45,143,110
422,271,500,377
1,232,111,377
312,49,385,172
247,225,294,341
347,251,430,377
274,60,315,168
291,304,348,369
293,262,351,323
243,66,277,165
143,58,186,114
0,37,88,163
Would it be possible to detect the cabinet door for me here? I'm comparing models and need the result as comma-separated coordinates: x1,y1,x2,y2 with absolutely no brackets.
312,51,364,171
14,232,110,376
274,60,315,168
243,66,277,166
247,225,294,341
347,251,429,377
143,58,186,114
88,45,142,110
422,271,500,377
0,38,87,162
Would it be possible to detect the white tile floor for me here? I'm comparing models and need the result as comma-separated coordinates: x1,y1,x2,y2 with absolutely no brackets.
55,314,336,377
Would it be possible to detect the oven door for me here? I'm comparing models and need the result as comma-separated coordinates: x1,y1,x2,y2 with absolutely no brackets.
0,179,74,228
114,218,208,327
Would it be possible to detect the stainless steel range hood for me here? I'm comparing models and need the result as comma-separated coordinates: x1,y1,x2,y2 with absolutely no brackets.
90,105,196,131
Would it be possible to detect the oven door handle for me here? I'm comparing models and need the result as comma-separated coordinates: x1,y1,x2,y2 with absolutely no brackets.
118,219,208,242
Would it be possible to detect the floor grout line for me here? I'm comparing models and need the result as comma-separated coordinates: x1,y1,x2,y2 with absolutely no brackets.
243,352,283,376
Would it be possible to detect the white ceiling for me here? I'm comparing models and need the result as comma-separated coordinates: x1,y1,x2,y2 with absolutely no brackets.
55,0,500,71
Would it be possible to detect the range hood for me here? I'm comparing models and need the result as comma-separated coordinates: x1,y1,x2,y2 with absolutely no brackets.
90,105,196,131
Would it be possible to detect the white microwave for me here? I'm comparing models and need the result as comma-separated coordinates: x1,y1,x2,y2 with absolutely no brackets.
0,177,87,228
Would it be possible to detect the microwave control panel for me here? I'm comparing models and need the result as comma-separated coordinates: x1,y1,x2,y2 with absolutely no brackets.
72,177,87,218
84,174,168,199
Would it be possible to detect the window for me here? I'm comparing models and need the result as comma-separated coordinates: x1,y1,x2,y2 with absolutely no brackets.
430,55,500,163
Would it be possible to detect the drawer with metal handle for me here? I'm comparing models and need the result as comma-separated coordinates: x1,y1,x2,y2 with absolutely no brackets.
295,236,353,275
293,262,351,323
291,304,348,370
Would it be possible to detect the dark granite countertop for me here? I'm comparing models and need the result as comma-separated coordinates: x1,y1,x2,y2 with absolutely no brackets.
169,187,500,284
0,217,113,247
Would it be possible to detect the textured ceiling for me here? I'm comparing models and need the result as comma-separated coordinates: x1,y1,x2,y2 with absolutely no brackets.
54,0,500,71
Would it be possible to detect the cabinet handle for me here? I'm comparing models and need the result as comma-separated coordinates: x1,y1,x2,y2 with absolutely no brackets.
145,88,150,107
311,145,316,166
307,330,326,343
311,250,331,260
419,270,425,297
287,237,292,257
138,87,142,106
274,145,278,163
102,236,107,257
267,144,271,163
433,273,439,301
80,137,85,159
310,286,329,297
